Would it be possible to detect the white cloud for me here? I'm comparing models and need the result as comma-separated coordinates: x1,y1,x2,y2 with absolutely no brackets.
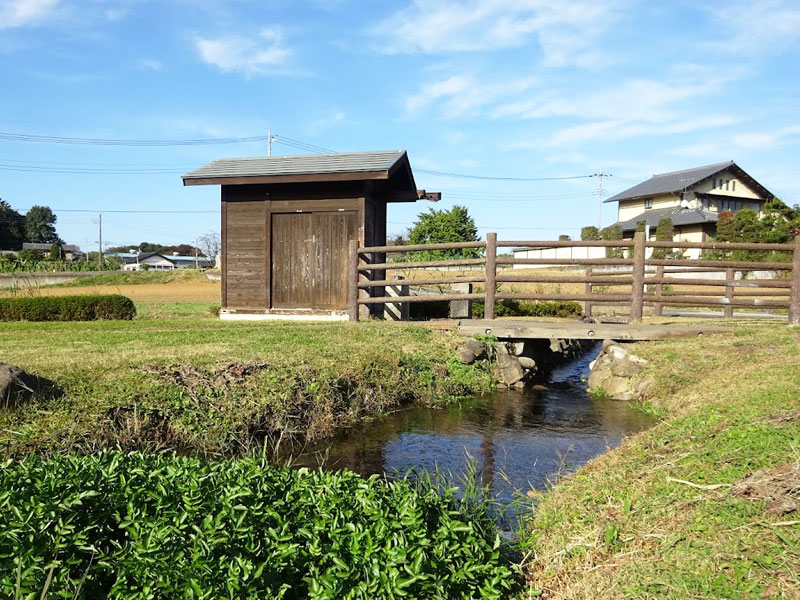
548,115,738,146
406,73,537,118
195,27,291,77
308,110,347,135
372,0,626,67
706,0,800,55
0,0,60,30
138,58,163,71
734,125,800,149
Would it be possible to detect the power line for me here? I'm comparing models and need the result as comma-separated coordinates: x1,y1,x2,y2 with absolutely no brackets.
0,131,272,146
0,164,186,175
0,130,627,188
18,208,218,214
416,169,595,182
273,136,599,182
387,221,580,230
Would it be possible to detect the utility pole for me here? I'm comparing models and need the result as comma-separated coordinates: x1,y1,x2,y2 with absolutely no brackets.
267,128,279,156
595,171,611,229
98,213,103,266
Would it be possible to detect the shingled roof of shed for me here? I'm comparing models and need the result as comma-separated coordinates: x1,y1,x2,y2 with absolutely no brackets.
182,150,413,186
605,161,772,203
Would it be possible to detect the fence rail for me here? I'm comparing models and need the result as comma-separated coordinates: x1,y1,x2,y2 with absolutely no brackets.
348,233,800,325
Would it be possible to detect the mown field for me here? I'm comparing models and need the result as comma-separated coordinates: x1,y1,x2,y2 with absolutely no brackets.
0,320,491,458
522,322,800,599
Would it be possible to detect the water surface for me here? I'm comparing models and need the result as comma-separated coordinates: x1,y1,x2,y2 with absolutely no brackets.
287,345,653,508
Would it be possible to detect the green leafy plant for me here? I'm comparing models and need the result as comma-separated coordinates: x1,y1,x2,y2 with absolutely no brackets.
0,451,522,599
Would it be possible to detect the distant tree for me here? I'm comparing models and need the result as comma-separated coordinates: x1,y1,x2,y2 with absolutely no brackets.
17,248,43,261
733,209,765,243
651,217,675,260
558,234,571,241
387,234,408,246
760,197,800,243
48,243,63,261
635,220,647,234
0,200,26,250
600,223,623,258
580,226,600,241
406,205,481,261
716,210,735,242
106,245,138,253
386,233,409,261
138,242,165,253
197,232,221,260
163,244,201,256
24,205,60,244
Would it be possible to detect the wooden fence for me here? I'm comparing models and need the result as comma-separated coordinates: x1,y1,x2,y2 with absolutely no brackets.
348,232,800,326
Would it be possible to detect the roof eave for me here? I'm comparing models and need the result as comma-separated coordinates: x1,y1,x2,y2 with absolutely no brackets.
182,170,391,186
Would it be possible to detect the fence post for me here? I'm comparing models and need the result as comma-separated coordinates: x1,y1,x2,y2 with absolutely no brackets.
584,266,593,318
630,231,646,323
724,268,735,319
789,236,800,326
348,240,360,322
484,232,497,320
654,265,664,317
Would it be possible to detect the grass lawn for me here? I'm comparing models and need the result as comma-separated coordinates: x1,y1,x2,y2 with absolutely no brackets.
522,321,800,599
0,276,492,457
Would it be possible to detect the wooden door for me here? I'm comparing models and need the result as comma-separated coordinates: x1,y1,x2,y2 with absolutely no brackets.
271,211,357,310
271,212,313,308
312,211,358,309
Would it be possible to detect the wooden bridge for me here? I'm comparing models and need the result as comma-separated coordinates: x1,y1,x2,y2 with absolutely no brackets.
346,233,800,331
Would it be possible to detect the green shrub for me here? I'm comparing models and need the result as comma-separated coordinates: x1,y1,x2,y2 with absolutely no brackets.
0,451,521,599
473,299,583,318
409,299,583,320
0,294,136,321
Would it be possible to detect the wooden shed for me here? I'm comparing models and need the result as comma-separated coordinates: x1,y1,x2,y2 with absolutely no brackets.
182,150,430,319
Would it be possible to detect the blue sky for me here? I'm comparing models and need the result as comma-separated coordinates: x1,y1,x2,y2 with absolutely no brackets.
1,0,799,251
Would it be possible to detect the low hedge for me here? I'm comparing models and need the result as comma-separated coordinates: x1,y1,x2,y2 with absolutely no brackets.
0,451,520,599
0,294,136,321
410,299,583,320
474,299,583,318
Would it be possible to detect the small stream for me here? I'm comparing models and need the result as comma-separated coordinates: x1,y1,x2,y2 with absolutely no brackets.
285,344,653,512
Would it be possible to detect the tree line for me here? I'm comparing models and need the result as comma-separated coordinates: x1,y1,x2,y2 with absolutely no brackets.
0,200,60,250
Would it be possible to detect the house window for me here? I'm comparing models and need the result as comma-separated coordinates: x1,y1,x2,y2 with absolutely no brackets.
644,199,653,209
725,180,730,191
732,181,736,191
720,199,744,212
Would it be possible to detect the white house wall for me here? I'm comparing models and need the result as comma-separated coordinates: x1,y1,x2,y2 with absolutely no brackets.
617,193,681,221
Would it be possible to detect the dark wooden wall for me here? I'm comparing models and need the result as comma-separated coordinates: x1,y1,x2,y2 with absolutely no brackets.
221,181,389,312
221,191,268,310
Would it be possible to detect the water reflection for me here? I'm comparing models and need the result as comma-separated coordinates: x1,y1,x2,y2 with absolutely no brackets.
286,344,653,507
